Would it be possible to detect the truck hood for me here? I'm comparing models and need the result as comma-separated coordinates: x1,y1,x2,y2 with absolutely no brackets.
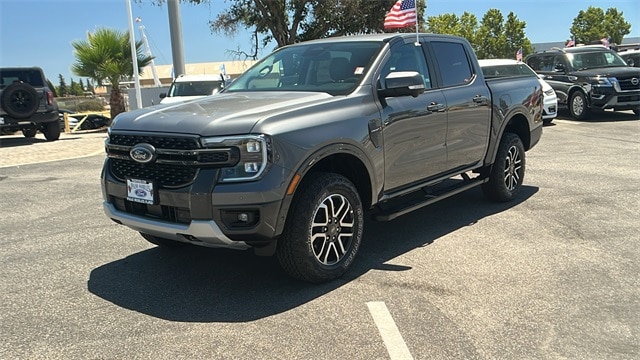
574,67,640,77
111,91,333,135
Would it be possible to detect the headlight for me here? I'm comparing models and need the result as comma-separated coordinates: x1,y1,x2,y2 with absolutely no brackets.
588,76,614,86
201,134,269,182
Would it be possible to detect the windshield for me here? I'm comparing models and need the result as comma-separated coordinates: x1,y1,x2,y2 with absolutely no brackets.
225,41,383,96
168,80,223,97
0,69,45,88
567,51,627,70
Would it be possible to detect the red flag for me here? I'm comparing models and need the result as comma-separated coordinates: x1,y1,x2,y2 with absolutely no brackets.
384,0,417,29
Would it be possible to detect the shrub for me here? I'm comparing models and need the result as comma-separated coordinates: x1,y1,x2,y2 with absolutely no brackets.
76,100,105,112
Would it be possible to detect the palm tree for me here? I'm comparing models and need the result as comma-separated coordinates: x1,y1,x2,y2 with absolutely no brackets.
71,28,153,119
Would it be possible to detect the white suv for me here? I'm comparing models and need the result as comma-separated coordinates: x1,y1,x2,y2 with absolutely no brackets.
479,59,558,123
159,74,224,104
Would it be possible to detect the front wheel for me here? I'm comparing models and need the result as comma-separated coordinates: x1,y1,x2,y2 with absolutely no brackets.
277,173,364,283
482,133,525,202
569,91,589,120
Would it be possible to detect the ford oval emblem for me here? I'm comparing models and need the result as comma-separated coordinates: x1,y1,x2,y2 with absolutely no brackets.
135,189,148,197
631,78,639,86
129,143,156,164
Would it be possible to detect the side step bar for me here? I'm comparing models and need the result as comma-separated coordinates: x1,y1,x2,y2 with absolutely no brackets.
373,177,487,221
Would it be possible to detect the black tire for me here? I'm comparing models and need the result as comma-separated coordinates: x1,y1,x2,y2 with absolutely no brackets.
140,233,189,248
22,128,37,138
569,91,589,120
277,172,364,283
633,108,639,116
0,82,40,119
41,120,60,141
482,133,525,202
542,118,553,125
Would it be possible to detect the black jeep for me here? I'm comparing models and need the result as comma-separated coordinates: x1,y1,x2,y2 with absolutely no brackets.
0,67,60,140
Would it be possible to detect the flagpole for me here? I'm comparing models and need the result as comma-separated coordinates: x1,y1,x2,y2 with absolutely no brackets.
414,2,419,46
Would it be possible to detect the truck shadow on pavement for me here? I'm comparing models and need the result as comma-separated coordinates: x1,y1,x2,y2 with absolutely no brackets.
88,185,538,322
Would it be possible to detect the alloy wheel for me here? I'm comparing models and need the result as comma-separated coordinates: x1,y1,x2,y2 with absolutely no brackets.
310,194,355,265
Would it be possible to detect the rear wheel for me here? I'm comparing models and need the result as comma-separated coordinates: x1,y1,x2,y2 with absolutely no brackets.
41,120,60,141
140,233,189,248
569,91,589,120
277,173,364,283
482,132,525,202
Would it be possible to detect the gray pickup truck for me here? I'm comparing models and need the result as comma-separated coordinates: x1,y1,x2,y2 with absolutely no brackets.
102,34,543,282
0,67,60,140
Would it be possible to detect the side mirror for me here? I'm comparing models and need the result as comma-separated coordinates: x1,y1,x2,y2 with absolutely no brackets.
378,71,425,98
553,64,565,72
159,93,166,99
627,59,635,67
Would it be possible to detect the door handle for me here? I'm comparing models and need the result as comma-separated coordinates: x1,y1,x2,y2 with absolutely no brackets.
473,95,488,104
427,102,446,112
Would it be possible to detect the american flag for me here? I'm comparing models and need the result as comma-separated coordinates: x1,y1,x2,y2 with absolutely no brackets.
384,0,417,29
601,37,610,49
566,37,575,47
516,47,523,61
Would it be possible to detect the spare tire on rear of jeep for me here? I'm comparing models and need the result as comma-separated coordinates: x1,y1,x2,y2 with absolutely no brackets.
1,82,40,119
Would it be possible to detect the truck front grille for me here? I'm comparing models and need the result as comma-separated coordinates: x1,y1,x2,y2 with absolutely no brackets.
111,159,198,188
618,76,640,91
106,132,239,188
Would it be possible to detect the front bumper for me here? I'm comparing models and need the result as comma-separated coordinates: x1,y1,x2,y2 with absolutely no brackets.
103,201,249,249
590,87,640,111
101,158,293,249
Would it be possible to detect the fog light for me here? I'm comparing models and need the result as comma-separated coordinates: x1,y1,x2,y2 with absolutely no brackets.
221,209,260,228
245,162,259,173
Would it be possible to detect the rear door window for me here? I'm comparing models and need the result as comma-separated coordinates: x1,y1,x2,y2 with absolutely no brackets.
430,42,473,87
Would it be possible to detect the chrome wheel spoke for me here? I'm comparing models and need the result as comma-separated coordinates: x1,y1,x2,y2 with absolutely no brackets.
310,193,354,265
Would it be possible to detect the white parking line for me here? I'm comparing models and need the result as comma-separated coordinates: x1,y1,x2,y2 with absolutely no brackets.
367,301,414,360
552,119,583,125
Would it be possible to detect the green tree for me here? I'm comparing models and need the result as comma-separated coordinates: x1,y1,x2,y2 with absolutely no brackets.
69,78,84,96
570,6,631,45
504,12,532,60
475,9,505,59
71,28,153,119
57,74,68,97
426,12,478,47
86,79,95,94
206,0,426,57
427,10,530,59
78,78,85,92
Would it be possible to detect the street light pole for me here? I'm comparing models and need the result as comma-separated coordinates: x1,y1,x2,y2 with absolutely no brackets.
168,0,186,78
126,0,142,109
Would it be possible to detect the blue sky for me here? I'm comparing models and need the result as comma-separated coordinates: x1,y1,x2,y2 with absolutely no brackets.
1,0,638,84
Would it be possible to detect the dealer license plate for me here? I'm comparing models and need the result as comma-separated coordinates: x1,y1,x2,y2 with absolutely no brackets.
126,178,155,205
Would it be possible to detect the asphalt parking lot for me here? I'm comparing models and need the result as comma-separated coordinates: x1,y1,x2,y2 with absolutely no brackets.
0,110,638,359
